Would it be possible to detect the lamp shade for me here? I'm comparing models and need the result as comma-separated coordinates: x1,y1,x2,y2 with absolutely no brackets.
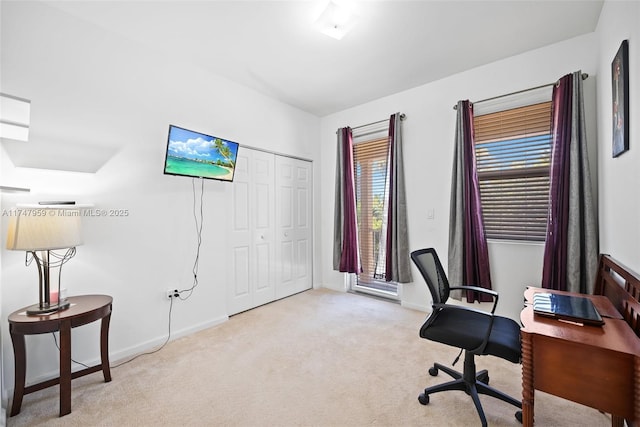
6,209,83,251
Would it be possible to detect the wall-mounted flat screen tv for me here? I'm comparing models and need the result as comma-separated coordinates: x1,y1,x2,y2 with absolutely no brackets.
164,125,240,182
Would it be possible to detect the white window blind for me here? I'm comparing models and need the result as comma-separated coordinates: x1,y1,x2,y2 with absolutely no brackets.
474,101,553,242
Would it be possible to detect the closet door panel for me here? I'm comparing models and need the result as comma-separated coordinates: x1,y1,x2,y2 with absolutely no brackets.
251,150,276,306
276,156,313,299
281,240,294,283
232,247,250,297
276,158,295,298
255,243,271,290
297,239,309,280
293,160,313,294
228,149,275,314
228,152,253,314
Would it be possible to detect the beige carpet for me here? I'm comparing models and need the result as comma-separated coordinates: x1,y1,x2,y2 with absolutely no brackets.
7,289,611,426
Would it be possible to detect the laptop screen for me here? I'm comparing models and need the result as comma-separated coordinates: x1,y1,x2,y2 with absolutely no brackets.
533,293,604,326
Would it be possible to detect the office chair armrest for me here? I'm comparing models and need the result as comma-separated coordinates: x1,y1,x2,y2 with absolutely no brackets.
433,302,493,318
449,286,499,314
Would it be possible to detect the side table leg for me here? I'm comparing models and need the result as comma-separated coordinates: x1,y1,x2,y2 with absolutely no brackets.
9,327,26,416
521,331,534,426
100,310,112,382
59,320,72,416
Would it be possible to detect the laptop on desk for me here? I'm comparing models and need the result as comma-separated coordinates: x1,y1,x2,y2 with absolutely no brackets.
532,293,604,326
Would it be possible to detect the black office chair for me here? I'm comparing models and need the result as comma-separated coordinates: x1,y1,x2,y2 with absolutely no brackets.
411,248,522,427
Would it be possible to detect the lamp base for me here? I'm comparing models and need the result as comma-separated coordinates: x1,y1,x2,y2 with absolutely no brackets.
26,300,71,316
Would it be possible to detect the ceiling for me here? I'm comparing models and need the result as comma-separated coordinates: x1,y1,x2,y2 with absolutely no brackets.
44,1,604,117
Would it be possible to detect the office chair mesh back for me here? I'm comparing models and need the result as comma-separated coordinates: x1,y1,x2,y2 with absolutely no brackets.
411,249,449,304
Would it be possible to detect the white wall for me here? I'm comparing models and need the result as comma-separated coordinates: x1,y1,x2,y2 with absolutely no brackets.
319,33,599,321
0,1,320,391
595,1,640,272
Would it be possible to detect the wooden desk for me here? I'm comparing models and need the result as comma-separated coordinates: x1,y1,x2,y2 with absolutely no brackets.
520,288,640,426
8,295,113,417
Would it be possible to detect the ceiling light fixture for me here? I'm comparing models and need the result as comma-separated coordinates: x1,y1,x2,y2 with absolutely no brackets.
315,0,358,40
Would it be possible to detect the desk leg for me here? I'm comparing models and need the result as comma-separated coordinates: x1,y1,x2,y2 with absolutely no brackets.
635,357,640,426
59,320,72,416
521,331,534,426
619,357,640,427
100,310,112,382
9,327,26,417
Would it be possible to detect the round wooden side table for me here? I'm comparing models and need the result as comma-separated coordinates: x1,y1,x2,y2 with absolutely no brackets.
8,294,113,417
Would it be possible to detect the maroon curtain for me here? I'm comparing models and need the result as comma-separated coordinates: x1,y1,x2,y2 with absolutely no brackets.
333,127,360,273
542,75,572,290
463,102,492,301
542,73,592,291
451,101,493,302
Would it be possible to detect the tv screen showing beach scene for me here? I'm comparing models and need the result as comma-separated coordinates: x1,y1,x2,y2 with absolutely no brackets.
164,125,239,182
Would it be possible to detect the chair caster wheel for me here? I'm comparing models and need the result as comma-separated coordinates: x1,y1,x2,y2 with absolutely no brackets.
515,410,522,423
428,367,438,376
418,393,430,405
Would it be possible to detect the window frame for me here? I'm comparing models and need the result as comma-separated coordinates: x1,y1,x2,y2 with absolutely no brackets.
351,124,398,296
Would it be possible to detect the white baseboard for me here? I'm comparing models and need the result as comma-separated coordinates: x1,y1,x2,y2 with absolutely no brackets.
4,315,229,397
110,315,228,364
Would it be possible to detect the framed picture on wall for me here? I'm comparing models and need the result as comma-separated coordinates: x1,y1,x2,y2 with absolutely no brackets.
612,39,629,157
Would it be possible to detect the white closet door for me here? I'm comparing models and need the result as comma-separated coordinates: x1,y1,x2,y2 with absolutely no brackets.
252,151,276,306
275,156,313,299
228,149,275,315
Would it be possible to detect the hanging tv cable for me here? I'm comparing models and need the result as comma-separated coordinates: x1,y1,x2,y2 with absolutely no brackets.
176,177,204,300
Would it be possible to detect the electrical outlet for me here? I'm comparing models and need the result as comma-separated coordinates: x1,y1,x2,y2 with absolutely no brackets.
165,289,180,300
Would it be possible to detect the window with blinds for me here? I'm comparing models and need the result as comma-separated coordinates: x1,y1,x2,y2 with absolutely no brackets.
474,101,553,242
353,136,390,284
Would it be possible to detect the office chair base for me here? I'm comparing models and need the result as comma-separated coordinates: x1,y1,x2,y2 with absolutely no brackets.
428,363,489,385
419,353,522,427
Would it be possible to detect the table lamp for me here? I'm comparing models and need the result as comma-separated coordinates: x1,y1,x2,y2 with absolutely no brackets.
5,208,83,315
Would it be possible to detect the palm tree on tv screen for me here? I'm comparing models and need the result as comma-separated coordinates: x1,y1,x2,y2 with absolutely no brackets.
213,138,234,167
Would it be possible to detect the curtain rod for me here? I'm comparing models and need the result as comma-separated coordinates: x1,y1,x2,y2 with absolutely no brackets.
452,73,589,110
240,144,312,163
349,113,406,131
